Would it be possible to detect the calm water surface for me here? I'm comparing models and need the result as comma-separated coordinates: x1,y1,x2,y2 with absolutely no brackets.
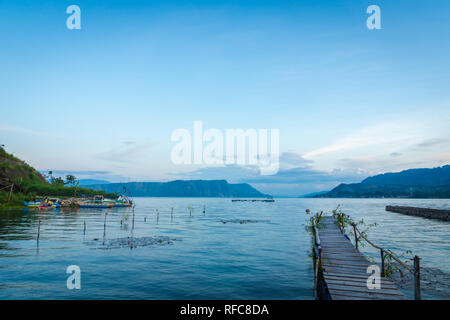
0,198,448,299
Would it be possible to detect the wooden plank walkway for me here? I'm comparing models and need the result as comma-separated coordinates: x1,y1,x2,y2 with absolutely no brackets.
317,216,407,300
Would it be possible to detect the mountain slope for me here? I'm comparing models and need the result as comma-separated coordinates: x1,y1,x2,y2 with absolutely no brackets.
0,147,47,189
89,180,269,198
319,165,450,198
361,165,450,186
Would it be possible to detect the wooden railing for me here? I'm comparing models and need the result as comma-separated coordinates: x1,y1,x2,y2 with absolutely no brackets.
312,217,323,300
335,213,422,300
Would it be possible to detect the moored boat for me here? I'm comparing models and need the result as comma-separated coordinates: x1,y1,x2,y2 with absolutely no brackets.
24,199,61,208
77,202,113,208
77,195,132,209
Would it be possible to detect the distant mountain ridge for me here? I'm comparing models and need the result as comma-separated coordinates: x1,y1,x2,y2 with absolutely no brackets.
361,165,450,186
89,180,269,198
317,165,450,198
78,179,111,186
298,191,329,198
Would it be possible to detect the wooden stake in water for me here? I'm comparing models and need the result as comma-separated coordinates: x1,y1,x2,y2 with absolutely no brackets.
37,218,41,242
84,220,86,234
103,212,107,238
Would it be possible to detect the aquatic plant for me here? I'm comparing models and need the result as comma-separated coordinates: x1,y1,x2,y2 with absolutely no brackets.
87,236,180,249
305,209,323,235
331,205,377,248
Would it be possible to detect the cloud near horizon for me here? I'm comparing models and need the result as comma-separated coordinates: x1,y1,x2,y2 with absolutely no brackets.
302,122,420,159
174,152,367,196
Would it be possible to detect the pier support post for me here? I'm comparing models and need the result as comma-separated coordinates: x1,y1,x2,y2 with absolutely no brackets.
380,249,385,277
413,256,421,300
352,224,358,249
37,218,41,242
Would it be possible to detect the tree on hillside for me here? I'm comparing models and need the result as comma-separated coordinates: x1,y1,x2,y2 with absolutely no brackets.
50,176,64,186
65,175,77,186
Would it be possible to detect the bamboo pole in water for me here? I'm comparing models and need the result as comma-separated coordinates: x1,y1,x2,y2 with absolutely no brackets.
414,256,421,300
37,218,41,242
103,212,107,238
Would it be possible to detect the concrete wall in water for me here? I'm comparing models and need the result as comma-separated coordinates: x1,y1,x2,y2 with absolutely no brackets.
386,205,450,221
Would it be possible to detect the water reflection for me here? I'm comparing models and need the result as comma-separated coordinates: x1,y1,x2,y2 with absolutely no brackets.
0,198,448,299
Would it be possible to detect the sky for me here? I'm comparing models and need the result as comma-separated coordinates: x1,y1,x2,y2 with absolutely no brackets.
1,0,450,196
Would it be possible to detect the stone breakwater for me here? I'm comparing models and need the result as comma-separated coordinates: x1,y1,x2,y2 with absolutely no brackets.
386,206,450,221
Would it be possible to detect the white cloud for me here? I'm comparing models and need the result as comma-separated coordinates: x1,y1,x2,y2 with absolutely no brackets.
0,123,52,136
303,121,421,159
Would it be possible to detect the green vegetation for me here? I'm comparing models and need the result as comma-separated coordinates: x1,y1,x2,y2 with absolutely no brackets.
87,179,269,197
0,146,116,208
305,208,324,235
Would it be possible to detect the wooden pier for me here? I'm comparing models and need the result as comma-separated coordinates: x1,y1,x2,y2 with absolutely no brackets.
386,205,450,221
314,216,407,300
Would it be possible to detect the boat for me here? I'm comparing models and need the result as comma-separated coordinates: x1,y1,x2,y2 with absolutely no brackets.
24,201,46,208
103,195,133,208
24,198,61,208
77,195,132,209
78,202,113,209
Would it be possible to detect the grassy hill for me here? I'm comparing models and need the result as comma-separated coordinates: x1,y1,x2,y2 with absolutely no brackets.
0,147,115,207
0,147,47,188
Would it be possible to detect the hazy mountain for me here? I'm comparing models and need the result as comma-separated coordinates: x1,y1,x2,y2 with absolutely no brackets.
88,179,269,198
78,179,111,186
0,147,47,189
317,165,450,198
298,191,329,198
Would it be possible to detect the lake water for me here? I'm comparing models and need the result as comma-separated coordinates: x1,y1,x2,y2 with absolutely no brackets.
0,198,449,300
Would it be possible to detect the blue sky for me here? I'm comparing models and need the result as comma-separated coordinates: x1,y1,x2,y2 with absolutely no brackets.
1,0,450,195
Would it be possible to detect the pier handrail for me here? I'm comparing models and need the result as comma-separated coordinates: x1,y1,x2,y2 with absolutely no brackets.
313,222,321,249
353,226,414,274
336,213,421,300
312,217,323,299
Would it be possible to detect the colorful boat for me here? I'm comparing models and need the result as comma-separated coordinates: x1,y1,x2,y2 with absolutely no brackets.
77,202,113,209
103,198,132,208
77,195,133,208
24,201,60,208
